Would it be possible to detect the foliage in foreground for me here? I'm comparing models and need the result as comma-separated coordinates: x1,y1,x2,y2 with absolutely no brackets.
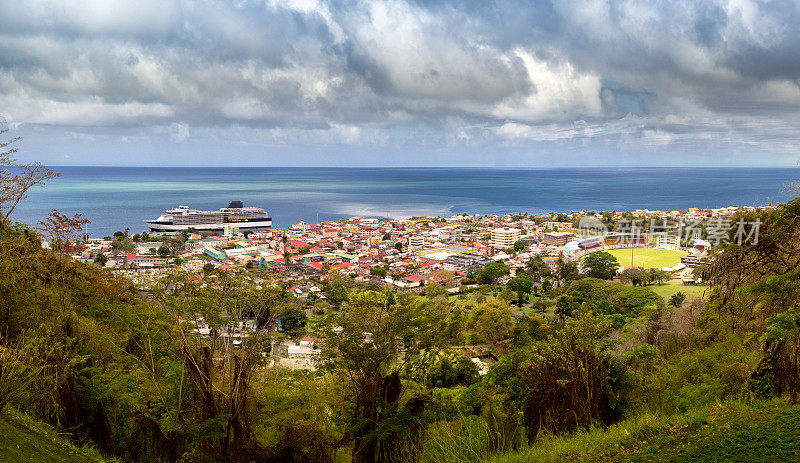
491,398,800,463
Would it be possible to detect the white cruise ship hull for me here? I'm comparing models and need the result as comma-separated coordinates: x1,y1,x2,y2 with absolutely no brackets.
144,202,272,232
144,219,273,232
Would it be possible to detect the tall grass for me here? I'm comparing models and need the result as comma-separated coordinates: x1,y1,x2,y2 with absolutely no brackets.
0,337,38,412
484,403,729,463
417,415,494,463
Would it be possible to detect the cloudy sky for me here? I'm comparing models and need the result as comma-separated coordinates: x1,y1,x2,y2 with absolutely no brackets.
3,0,800,167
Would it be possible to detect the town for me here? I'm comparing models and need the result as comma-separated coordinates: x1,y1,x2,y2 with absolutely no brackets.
56,204,765,371
78,205,763,282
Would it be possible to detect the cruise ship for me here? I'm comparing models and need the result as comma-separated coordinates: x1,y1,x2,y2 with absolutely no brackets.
144,201,272,232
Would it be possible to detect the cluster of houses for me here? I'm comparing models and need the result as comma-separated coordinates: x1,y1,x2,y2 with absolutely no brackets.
69,205,769,295
130,214,576,291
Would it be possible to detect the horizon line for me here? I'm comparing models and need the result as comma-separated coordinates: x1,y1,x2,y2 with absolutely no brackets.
41,164,800,169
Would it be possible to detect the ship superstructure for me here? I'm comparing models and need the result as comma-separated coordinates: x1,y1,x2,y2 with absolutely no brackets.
144,201,272,232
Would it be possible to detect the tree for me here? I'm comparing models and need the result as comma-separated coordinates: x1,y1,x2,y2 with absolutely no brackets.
619,267,649,286
318,290,439,463
705,199,800,331
94,253,108,266
430,269,456,287
159,271,279,461
0,131,59,231
426,355,479,388
506,277,534,306
111,235,135,254
37,209,91,256
394,242,403,251
612,286,660,317
425,282,447,298
555,295,574,323
751,306,800,401
669,291,686,308
279,307,307,336
478,262,510,291
370,266,388,278
513,240,526,252
557,260,581,284
526,256,552,283
470,299,515,343
157,244,170,257
650,269,670,285
325,277,349,308
583,252,619,280
499,286,516,304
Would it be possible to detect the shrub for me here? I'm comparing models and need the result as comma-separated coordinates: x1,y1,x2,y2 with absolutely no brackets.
520,309,630,439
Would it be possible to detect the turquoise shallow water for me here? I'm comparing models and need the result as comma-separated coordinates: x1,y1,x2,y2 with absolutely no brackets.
11,166,799,237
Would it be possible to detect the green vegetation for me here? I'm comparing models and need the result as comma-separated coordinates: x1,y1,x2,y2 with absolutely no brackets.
583,251,620,279
492,399,800,463
0,408,109,463
603,248,687,269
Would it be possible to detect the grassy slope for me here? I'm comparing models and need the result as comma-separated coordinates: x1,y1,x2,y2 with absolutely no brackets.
604,248,688,269
492,399,800,463
0,409,109,463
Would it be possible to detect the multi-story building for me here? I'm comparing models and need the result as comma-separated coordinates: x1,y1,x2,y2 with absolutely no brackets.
542,221,571,230
444,253,491,271
656,234,679,250
542,231,575,247
490,227,521,249
408,235,425,247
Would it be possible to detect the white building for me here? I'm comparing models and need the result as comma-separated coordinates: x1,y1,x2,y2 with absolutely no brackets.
657,234,680,250
490,227,521,249
408,235,425,247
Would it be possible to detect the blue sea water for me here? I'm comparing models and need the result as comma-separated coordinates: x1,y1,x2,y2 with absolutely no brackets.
11,166,800,237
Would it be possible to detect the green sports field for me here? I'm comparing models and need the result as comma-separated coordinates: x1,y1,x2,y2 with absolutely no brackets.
603,247,688,269
650,280,708,299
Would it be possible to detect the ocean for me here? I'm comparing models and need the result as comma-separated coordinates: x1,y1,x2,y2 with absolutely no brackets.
10,166,800,237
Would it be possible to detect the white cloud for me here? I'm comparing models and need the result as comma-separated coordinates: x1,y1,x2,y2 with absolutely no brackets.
490,49,603,122
1,0,800,163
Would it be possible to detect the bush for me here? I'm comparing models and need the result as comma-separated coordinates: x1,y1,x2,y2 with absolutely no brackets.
645,335,759,412
612,287,660,317
520,309,630,439
427,357,480,388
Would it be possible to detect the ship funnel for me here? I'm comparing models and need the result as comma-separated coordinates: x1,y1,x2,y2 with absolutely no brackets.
227,201,244,208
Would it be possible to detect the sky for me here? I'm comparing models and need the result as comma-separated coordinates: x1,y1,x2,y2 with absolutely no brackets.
3,0,800,167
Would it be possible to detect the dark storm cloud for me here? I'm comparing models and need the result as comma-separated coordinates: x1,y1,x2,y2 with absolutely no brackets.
1,0,800,164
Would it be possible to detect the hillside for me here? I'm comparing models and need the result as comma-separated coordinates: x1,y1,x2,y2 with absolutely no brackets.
0,409,109,463
492,399,800,463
